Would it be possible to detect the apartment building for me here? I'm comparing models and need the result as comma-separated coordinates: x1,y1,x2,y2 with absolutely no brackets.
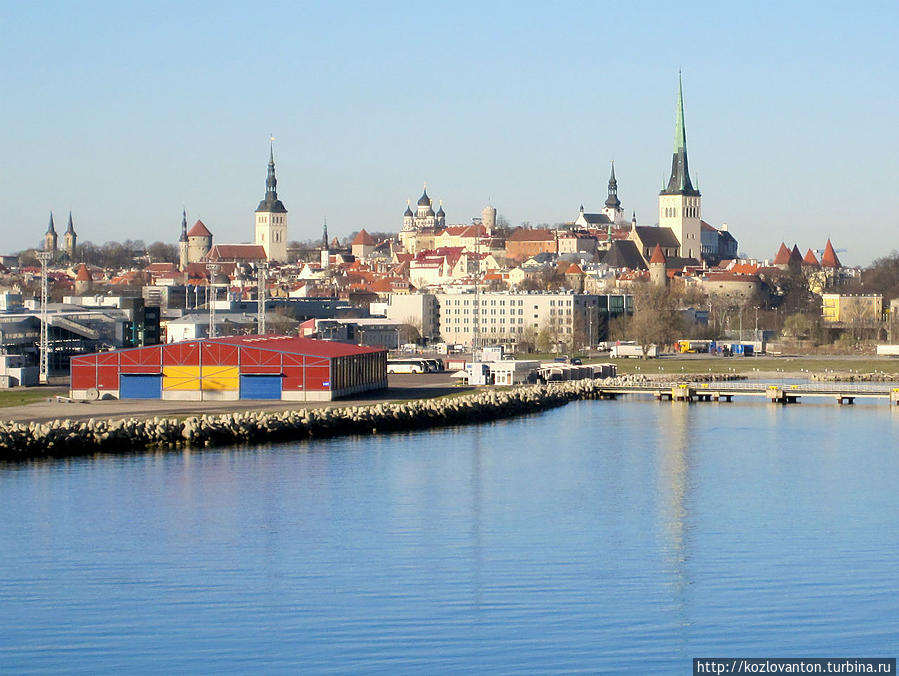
435,291,631,349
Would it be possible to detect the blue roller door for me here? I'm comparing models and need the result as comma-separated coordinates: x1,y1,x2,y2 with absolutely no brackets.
119,374,162,399
239,374,282,400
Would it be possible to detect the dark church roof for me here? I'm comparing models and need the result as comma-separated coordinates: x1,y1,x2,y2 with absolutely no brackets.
632,226,680,249
579,213,612,225
601,240,646,270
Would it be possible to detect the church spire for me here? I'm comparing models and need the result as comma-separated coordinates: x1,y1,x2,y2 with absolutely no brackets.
65,211,75,234
265,139,278,200
605,161,621,209
179,209,188,242
322,217,329,249
46,211,56,235
662,72,699,196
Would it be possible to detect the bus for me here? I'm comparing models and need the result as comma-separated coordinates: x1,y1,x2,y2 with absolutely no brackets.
387,358,429,374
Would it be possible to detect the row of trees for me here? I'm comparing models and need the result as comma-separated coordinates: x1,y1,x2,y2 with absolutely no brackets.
18,240,178,269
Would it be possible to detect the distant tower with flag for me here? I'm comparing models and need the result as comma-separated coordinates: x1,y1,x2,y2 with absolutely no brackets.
659,73,702,260
255,137,289,263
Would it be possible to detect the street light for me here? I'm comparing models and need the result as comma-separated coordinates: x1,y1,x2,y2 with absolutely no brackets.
206,264,219,338
36,251,52,383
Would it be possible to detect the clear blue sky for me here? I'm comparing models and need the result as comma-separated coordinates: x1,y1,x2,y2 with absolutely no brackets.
2,1,897,265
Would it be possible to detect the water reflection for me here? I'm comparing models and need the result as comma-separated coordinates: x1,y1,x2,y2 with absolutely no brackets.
658,402,692,648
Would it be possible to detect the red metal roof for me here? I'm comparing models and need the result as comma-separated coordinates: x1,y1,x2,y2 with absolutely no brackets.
210,334,384,357
72,334,384,364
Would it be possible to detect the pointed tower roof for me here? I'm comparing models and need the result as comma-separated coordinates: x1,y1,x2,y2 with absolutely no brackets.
605,161,621,209
75,263,92,282
46,212,57,235
322,218,329,249
352,229,377,246
256,141,287,214
773,242,792,265
65,211,76,235
330,236,340,249
650,243,667,265
417,185,430,207
436,200,445,217
790,244,803,266
821,239,842,268
661,73,699,196
187,219,212,237
403,200,413,217
179,210,188,242
803,249,820,267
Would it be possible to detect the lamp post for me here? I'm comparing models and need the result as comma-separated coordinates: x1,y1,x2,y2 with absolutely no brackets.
206,264,219,338
257,262,268,336
36,251,52,383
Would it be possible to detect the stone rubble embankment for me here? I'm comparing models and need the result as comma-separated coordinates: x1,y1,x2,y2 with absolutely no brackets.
810,372,899,383
0,374,739,462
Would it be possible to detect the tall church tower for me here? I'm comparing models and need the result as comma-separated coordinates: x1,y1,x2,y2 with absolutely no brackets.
64,211,77,260
178,209,189,271
602,161,625,225
255,141,288,263
44,212,58,252
659,73,702,260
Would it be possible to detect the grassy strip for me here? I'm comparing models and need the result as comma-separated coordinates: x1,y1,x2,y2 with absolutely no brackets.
0,389,66,409
603,357,899,376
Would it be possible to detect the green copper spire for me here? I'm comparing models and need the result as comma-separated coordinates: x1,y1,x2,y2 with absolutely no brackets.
662,72,699,196
674,72,687,154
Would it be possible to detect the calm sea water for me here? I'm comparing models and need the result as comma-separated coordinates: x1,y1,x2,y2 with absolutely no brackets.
2,398,898,673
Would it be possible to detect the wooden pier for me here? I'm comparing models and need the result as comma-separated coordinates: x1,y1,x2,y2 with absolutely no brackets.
595,382,899,406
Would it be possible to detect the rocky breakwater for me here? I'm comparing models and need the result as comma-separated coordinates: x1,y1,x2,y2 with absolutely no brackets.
623,373,747,383
0,378,640,462
810,371,899,383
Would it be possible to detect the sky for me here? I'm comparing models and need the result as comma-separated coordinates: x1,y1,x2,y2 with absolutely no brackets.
1,1,897,266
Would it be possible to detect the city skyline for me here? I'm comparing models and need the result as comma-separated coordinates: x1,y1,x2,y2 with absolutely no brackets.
2,2,897,265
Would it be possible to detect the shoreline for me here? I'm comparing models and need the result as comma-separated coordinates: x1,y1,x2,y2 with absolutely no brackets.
2,371,897,464
0,379,608,463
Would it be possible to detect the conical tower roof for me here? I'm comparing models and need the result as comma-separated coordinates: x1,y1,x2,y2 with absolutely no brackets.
821,239,841,268
650,243,667,265
803,249,820,267
773,243,792,265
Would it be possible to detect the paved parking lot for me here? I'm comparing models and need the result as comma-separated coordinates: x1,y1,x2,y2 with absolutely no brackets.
1,373,470,424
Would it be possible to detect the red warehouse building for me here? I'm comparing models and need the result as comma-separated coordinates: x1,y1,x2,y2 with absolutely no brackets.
70,335,387,401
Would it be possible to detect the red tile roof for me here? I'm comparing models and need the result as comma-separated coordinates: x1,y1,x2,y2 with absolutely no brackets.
352,229,377,246
649,243,667,264
75,263,91,282
803,249,820,267
773,242,791,265
508,228,555,242
821,239,841,268
205,244,267,262
187,220,212,237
